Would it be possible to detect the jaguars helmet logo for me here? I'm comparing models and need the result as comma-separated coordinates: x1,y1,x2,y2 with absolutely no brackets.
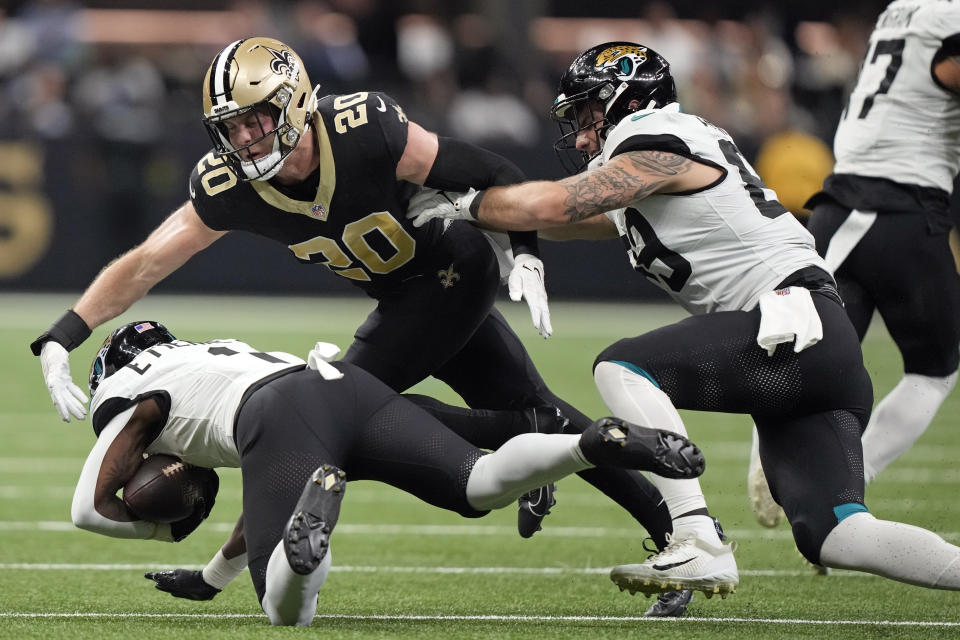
594,45,648,80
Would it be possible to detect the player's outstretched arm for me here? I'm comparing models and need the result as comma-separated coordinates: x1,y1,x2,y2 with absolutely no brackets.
408,151,717,232
73,200,226,332
145,514,248,601
31,201,225,422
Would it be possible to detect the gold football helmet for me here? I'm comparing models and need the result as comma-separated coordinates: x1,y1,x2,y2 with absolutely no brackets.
201,37,319,181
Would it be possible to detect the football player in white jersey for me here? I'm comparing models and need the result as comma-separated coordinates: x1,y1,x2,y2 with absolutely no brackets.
803,0,960,490
71,320,705,626
409,41,960,600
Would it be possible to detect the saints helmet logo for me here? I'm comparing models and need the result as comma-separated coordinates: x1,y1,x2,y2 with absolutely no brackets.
437,264,460,288
262,45,299,81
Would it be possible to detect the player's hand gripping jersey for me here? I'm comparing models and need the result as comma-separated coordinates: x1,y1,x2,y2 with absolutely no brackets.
189,91,432,291
833,0,960,195
90,339,304,468
599,104,827,315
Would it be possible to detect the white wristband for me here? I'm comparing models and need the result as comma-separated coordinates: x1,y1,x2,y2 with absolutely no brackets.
201,548,248,589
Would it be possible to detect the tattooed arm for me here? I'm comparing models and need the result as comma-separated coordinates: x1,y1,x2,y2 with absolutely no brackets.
473,150,721,234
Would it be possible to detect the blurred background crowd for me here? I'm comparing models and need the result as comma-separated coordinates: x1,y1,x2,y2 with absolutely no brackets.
0,0,892,296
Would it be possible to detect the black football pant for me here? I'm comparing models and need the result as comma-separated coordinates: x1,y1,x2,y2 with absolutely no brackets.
807,200,960,376
342,221,672,547
594,290,874,563
235,364,487,603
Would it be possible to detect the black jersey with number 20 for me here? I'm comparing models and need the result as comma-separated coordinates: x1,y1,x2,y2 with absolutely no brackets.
189,91,436,292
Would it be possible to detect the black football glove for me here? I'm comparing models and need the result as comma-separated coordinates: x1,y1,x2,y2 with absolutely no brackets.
144,569,220,601
193,466,219,517
170,467,219,542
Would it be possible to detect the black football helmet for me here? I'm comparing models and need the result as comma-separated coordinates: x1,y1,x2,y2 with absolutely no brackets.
551,42,677,173
89,321,176,395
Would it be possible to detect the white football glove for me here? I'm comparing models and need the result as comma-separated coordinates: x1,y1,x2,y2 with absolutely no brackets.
407,188,478,228
509,253,553,338
39,341,88,422
306,342,345,380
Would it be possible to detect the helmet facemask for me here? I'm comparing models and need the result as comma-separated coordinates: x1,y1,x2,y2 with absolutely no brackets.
203,88,304,182
201,37,318,182
551,84,617,175
551,42,678,175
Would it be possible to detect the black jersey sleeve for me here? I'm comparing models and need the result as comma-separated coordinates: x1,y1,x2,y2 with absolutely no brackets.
91,391,170,443
188,152,240,231
316,91,409,173
424,137,526,191
366,91,410,167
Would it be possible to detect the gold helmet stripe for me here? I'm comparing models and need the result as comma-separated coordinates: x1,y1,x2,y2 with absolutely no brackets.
209,39,246,109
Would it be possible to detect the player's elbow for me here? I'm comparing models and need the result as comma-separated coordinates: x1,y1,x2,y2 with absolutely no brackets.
71,494,97,532
525,187,570,226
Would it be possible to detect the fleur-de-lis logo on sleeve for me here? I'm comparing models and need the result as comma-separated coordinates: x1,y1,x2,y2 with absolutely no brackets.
437,264,460,288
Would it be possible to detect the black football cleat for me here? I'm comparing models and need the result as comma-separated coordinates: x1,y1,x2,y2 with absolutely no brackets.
643,589,694,617
579,417,705,479
517,406,570,538
284,464,346,575
517,483,556,539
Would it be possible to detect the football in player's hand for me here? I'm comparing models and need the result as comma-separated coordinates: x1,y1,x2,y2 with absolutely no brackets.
123,455,207,523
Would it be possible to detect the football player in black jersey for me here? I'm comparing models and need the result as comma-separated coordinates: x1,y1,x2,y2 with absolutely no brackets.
31,36,676,587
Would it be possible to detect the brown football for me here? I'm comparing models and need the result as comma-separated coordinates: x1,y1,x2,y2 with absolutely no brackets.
122,454,204,523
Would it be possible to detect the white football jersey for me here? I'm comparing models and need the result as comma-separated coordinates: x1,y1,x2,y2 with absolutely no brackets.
90,339,304,468
833,0,960,192
600,103,826,315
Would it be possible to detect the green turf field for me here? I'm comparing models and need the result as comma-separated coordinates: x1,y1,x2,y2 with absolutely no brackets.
1,293,958,639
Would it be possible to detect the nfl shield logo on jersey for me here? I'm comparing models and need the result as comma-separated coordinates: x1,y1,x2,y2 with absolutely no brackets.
310,203,328,220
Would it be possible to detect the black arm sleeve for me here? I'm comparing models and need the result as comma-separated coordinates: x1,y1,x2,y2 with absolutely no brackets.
424,137,538,257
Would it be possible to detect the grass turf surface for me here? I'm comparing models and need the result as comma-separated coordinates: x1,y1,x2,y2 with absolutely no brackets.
1,293,958,639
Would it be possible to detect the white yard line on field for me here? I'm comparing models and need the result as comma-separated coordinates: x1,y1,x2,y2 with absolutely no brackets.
0,562,934,580
1,520,958,542
0,612,956,627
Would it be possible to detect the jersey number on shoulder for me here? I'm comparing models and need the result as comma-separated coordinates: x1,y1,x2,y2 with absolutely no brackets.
196,152,239,197
333,92,369,134
206,344,289,364
621,208,692,292
717,139,787,219
287,212,416,281
847,38,905,120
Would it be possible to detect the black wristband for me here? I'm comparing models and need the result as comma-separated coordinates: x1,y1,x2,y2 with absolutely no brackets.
30,309,92,356
468,190,485,219
508,230,540,258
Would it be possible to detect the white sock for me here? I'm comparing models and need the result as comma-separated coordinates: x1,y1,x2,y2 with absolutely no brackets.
201,548,248,590
820,512,960,589
465,433,589,510
262,543,332,626
862,372,956,483
672,514,722,545
594,361,709,520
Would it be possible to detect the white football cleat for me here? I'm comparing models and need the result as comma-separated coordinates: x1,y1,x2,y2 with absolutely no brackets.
610,533,739,599
748,444,784,528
